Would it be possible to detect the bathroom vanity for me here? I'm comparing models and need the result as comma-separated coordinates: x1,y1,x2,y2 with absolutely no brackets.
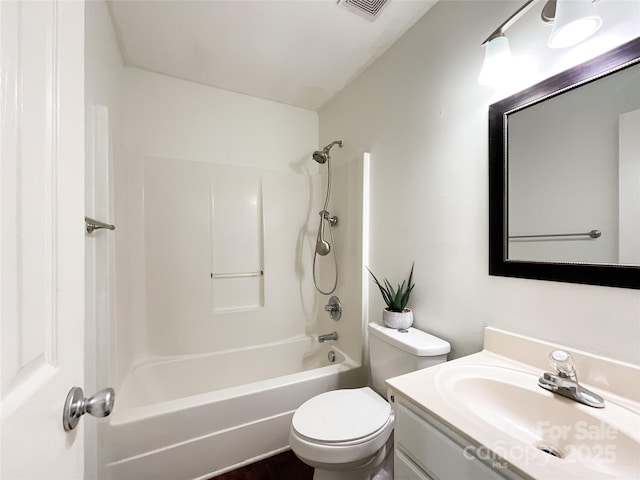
386,328,640,480
393,395,521,479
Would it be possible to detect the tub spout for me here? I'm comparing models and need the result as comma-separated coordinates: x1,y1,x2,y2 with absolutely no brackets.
318,331,338,343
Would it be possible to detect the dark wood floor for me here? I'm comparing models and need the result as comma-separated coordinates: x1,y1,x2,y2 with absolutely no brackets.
213,450,314,480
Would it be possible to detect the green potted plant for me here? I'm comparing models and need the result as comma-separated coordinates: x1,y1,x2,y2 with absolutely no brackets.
367,263,415,330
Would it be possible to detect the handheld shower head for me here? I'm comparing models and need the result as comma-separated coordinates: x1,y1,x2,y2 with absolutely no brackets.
311,141,343,294
312,140,344,164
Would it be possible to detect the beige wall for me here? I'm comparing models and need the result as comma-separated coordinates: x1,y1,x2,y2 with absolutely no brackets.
320,0,640,364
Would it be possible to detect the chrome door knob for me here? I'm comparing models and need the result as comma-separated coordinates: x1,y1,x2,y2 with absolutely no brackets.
63,386,115,431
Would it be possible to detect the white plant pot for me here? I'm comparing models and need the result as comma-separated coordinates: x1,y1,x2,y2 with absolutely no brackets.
382,308,413,330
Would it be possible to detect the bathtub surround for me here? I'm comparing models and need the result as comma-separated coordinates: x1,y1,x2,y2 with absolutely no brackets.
316,155,371,365
318,0,640,365
143,157,308,354
121,68,321,364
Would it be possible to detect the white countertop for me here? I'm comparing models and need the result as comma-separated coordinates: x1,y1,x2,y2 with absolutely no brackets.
386,327,640,480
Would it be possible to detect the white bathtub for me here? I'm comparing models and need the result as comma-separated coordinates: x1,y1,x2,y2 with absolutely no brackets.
103,336,361,480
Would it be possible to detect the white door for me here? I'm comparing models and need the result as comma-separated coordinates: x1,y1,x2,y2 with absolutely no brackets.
1,1,86,478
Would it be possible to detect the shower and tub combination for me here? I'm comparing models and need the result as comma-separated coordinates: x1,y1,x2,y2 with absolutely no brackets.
105,339,360,479
104,143,369,479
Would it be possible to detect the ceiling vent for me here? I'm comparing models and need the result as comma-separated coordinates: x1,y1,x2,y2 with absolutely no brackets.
337,0,391,21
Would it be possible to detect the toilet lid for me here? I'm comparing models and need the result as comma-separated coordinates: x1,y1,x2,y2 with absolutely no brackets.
292,387,391,443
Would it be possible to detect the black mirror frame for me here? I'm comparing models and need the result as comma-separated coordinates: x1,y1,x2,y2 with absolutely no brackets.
489,37,640,290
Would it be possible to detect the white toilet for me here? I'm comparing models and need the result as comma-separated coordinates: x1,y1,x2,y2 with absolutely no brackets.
289,322,450,480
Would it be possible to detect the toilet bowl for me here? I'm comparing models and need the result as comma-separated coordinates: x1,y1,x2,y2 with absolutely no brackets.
289,387,394,479
289,322,450,479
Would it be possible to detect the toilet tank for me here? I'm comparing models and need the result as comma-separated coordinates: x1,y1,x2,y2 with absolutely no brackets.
368,322,450,396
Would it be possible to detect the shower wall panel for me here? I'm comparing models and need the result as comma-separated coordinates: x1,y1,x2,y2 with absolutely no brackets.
144,157,212,353
313,155,369,365
121,67,318,364
211,165,264,312
143,156,320,357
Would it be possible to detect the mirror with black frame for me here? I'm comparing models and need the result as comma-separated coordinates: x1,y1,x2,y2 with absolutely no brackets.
489,37,640,289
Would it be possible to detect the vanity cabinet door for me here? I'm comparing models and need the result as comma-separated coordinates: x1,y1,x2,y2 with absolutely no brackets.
395,449,433,480
395,400,518,480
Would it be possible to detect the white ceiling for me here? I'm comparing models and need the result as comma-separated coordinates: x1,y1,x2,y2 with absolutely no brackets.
107,0,437,110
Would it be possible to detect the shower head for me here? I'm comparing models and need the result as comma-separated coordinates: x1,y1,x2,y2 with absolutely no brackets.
312,151,329,164
312,140,344,164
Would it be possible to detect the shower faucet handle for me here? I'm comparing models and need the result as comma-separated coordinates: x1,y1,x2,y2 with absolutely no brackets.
324,296,342,321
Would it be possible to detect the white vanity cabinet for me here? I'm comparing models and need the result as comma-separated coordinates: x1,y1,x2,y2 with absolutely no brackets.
392,395,523,480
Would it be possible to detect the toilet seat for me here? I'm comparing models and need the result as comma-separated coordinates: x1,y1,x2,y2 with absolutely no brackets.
292,387,391,444
289,387,395,467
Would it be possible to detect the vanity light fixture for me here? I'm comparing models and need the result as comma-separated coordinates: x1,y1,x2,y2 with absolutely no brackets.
479,0,603,86
478,0,536,86
546,0,602,48
478,34,514,86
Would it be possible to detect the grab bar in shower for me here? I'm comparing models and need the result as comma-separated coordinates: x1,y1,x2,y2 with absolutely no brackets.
211,271,264,279
85,216,116,234
509,229,601,240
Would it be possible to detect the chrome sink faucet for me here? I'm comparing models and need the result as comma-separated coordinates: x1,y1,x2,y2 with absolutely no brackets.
538,350,605,408
318,331,338,343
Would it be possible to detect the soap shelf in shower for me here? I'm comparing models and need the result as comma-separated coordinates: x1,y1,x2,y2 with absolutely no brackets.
210,270,264,313
210,271,263,279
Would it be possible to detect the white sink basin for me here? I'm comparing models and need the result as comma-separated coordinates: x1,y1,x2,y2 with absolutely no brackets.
436,363,640,479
